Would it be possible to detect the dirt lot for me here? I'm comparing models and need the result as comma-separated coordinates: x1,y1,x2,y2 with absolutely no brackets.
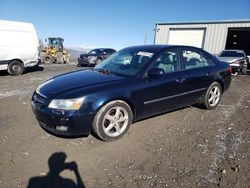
0,64,249,188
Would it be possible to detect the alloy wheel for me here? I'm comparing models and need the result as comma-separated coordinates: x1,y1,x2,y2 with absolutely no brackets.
102,106,129,137
208,86,221,107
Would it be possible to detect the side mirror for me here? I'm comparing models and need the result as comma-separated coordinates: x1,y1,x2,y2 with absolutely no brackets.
148,68,165,79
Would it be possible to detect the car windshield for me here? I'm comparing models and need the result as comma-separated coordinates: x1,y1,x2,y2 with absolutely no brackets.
94,48,154,77
219,51,244,57
88,49,100,54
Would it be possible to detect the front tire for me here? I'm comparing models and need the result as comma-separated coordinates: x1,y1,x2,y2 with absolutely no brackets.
92,100,133,141
241,64,247,75
8,60,24,76
202,82,222,110
44,56,54,64
95,58,102,66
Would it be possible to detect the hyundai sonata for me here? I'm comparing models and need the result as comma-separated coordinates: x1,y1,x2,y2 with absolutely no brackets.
32,45,231,141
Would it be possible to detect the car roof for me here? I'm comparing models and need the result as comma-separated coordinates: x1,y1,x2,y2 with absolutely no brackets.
92,48,116,50
122,45,202,52
222,49,245,53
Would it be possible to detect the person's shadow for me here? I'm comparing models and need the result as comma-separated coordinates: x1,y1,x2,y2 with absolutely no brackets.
27,152,85,188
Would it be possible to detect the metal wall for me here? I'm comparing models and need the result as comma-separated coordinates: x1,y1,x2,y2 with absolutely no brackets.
154,21,250,54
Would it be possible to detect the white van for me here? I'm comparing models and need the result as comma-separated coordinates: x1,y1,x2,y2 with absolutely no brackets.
0,20,39,75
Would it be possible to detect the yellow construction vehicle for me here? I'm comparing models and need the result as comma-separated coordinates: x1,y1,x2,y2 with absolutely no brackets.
41,37,69,64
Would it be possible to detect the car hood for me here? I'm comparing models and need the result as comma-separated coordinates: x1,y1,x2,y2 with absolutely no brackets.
218,57,243,63
80,54,98,58
36,70,126,99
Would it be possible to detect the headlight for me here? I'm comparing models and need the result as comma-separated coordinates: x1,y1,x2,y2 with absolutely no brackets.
48,97,84,110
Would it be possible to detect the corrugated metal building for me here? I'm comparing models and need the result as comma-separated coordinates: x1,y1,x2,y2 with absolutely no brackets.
154,20,250,55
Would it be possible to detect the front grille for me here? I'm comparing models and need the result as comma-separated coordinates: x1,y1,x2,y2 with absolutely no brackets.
33,93,46,104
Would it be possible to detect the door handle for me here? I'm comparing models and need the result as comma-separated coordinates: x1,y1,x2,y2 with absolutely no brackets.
176,77,185,83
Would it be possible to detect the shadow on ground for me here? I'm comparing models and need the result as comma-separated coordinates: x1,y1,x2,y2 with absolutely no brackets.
25,66,44,73
0,66,44,76
27,152,85,188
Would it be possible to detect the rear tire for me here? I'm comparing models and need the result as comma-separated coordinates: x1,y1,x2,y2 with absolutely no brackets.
8,60,24,76
92,100,133,141
201,82,222,110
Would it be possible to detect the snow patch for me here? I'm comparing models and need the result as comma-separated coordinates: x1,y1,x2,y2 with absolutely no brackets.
0,90,31,99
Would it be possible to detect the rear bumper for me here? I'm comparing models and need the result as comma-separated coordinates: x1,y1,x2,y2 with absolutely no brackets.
222,76,231,92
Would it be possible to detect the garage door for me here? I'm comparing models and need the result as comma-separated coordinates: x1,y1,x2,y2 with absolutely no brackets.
168,29,206,48
226,28,250,55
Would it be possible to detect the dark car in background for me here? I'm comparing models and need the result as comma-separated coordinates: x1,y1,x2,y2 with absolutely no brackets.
218,50,249,74
77,48,116,67
32,45,231,141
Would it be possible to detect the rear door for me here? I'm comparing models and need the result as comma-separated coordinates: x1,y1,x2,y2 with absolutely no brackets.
178,47,216,104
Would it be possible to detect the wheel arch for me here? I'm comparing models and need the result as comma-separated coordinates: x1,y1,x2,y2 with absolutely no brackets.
214,79,224,93
94,97,136,122
8,59,24,65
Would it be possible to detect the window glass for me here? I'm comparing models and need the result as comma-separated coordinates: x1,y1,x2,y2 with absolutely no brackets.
182,49,214,70
88,49,100,54
105,49,114,54
153,49,180,73
95,48,154,76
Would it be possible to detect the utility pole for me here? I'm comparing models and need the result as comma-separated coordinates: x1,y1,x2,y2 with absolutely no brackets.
144,33,147,45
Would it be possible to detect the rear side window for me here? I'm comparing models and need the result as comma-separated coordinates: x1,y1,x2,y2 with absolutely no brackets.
182,49,214,70
104,49,114,54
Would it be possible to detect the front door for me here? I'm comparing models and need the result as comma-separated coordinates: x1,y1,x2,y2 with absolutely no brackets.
140,48,187,117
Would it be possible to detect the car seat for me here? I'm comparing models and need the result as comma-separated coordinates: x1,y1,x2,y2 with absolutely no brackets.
158,54,175,73
185,58,200,69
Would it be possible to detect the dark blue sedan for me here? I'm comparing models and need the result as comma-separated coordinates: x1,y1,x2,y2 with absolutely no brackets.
32,45,231,141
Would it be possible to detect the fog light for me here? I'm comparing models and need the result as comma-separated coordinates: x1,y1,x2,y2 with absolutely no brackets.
56,126,68,131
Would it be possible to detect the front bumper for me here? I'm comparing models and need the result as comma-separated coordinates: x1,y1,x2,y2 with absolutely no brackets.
78,57,95,66
25,60,39,67
229,63,241,73
31,94,94,136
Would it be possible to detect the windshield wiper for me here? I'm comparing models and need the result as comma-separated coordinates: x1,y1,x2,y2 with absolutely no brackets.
95,69,111,75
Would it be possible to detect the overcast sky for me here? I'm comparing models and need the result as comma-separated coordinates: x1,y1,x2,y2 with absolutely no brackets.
1,0,250,50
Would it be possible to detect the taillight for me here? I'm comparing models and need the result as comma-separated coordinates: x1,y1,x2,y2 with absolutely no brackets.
228,66,232,75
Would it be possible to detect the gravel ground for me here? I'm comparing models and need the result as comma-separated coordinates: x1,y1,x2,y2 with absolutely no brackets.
0,64,249,188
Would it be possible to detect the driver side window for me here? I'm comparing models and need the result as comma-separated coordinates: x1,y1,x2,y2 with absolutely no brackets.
153,49,180,73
